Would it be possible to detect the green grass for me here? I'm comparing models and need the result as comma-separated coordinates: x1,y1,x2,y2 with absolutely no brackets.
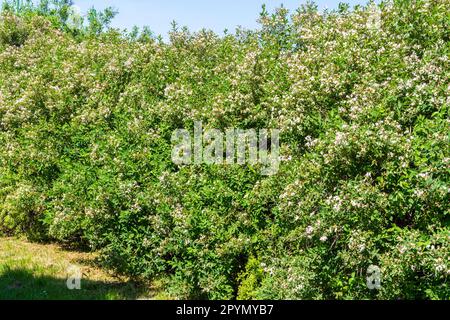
0,237,166,300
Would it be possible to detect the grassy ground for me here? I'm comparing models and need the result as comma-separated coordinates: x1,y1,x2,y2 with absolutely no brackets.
0,237,166,300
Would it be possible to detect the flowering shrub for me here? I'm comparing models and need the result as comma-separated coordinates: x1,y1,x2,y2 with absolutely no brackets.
0,0,448,299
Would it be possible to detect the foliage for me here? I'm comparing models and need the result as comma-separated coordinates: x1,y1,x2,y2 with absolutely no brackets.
0,0,448,299
1,0,117,36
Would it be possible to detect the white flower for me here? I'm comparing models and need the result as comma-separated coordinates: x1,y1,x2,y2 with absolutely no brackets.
418,172,430,179
413,189,424,198
124,58,133,68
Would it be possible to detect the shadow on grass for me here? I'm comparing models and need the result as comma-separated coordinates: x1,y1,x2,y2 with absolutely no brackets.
0,268,150,300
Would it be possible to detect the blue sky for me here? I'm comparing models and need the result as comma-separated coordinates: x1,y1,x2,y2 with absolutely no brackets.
73,0,370,38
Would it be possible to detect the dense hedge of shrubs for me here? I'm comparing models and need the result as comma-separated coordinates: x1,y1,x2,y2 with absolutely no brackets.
0,0,448,299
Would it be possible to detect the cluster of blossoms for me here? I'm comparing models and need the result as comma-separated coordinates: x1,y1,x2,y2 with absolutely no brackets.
0,0,448,299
